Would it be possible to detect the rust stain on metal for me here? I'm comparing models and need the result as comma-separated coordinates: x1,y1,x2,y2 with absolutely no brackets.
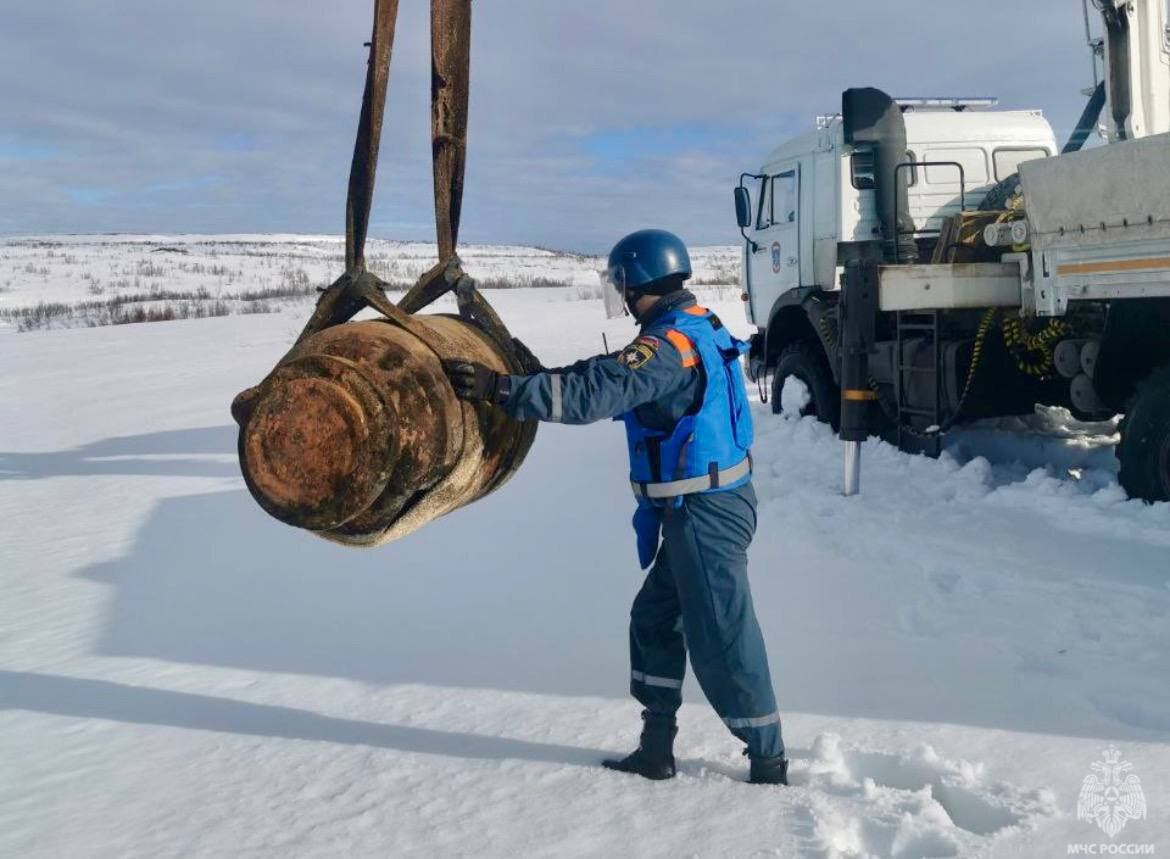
234,310,537,546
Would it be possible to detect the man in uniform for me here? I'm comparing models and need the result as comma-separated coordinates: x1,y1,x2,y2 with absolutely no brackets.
443,229,788,785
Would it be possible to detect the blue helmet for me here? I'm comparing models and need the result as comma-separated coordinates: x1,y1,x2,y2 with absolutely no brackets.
606,229,692,294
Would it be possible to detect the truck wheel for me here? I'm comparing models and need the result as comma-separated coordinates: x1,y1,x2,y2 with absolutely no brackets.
1116,365,1170,503
979,174,1021,211
771,341,840,429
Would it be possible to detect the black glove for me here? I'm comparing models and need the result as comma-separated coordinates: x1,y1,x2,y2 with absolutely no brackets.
442,360,510,404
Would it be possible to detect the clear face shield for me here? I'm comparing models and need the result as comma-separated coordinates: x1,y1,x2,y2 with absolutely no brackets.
602,263,629,320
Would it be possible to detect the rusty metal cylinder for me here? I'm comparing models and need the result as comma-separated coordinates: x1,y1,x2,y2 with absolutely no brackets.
231,315,536,547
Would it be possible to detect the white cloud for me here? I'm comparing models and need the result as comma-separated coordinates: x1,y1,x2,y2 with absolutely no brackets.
1,1,1097,250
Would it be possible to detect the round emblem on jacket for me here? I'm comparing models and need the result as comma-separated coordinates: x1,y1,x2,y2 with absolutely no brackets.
619,343,656,370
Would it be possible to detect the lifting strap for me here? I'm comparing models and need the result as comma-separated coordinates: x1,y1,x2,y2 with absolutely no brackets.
284,0,538,377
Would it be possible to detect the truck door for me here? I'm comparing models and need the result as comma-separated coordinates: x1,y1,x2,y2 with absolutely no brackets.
747,166,800,324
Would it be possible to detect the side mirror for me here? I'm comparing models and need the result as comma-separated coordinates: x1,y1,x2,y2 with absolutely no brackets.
733,185,759,252
734,186,752,229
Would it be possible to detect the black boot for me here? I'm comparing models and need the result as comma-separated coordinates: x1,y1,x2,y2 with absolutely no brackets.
748,754,789,785
602,711,677,780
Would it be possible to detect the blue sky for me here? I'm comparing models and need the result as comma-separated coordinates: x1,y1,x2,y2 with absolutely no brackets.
2,1,1097,252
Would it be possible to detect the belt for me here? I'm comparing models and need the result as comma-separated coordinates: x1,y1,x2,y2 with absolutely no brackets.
631,455,752,500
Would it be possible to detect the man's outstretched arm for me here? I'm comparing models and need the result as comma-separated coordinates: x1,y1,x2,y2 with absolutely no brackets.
443,334,695,425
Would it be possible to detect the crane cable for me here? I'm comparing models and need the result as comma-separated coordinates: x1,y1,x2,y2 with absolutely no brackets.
1001,315,1070,378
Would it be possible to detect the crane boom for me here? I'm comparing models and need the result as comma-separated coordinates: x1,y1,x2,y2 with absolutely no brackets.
1095,0,1170,140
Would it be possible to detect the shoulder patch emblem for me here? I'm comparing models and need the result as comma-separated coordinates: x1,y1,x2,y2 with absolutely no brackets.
618,339,658,370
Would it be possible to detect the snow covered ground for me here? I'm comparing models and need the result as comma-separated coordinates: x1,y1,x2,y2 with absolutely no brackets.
0,234,739,331
1,239,1168,857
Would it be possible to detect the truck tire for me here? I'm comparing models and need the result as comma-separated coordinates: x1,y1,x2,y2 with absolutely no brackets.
979,174,1021,212
771,341,840,429
1116,364,1170,502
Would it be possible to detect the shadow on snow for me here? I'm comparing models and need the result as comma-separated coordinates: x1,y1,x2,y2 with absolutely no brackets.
0,426,239,480
76,422,635,700
0,671,607,767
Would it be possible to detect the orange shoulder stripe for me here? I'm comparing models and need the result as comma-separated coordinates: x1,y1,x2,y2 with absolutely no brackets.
683,305,709,316
664,329,699,368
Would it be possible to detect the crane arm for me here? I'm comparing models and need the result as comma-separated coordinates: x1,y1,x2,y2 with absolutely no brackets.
1092,0,1170,140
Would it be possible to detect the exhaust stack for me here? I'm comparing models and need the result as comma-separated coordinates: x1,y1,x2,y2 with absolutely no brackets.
843,88,918,265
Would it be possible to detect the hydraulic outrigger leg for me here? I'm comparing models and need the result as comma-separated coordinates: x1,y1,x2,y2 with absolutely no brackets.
838,247,882,497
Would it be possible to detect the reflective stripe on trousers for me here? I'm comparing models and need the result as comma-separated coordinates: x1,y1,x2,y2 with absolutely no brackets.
631,670,683,690
723,711,781,729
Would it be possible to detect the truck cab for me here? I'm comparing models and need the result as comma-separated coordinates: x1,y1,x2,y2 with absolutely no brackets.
732,1,1170,503
733,91,1170,502
740,104,1057,329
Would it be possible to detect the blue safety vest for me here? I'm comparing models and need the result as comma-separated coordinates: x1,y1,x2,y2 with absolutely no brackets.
621,307,754,502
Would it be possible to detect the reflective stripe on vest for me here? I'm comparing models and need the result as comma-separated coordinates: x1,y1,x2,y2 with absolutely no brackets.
631,455,752,499
663,329,699,368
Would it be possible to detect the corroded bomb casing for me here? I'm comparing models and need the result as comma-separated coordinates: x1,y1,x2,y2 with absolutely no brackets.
231,315,536,547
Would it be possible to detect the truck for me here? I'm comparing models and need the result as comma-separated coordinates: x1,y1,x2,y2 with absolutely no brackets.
733,0,1170,501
